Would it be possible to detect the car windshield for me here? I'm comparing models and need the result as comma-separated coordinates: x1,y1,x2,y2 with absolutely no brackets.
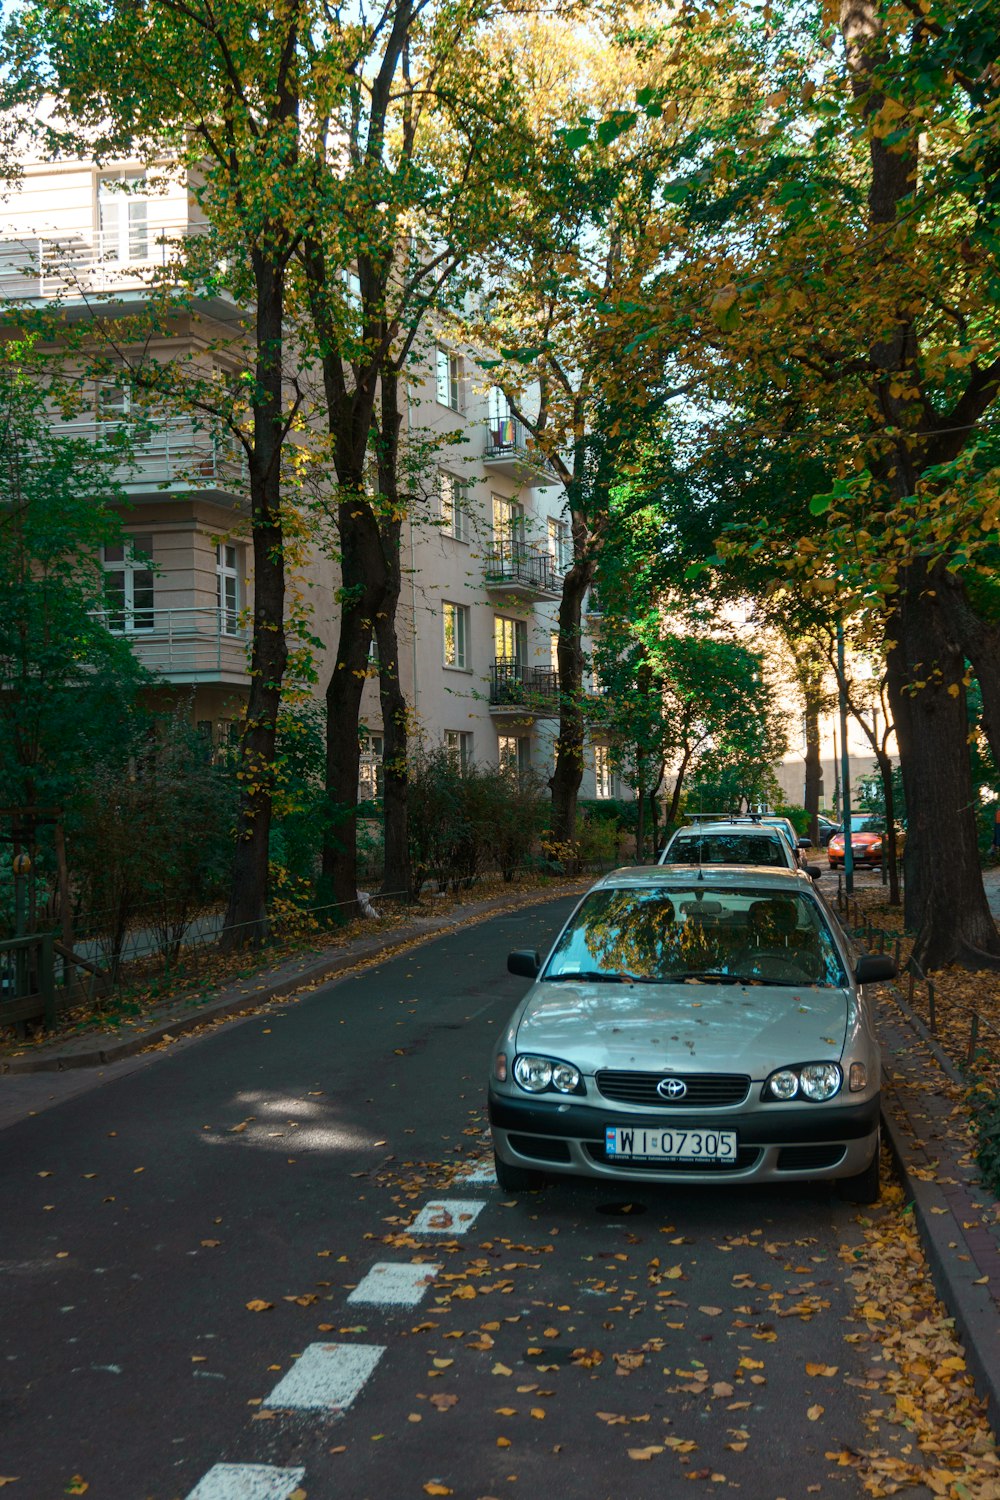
849,817,882,833
544,885,847,988
664,833,790,868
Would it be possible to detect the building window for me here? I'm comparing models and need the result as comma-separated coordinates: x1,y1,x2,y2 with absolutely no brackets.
436,347,461,411
94,378,131,424
359,733,384,800
98,173,149,261
443,601,469,669
547,516,570,572
102,536,154,632
498,734,531,776
492,494,525,560
594,744,615,799
439,472,469,542
444,729,473,771
494,615,527,665
216,543,241,635
550,632,560,672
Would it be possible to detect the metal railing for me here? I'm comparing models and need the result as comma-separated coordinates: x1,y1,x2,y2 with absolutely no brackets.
489,657,560,708
61,416,244,490
91,605,250,680
0,222,206,300
0,933,57,1031
485,414,536,463
484,542,562,595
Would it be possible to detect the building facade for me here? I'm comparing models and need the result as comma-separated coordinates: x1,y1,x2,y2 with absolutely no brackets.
0,151,613,799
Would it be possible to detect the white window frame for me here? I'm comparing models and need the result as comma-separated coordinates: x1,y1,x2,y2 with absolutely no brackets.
498,734,531,776
547,516,571,572
97,172,149,262
444,729,473,772
102,536,154,632
594,744,615,799
439,471,469,542
216,542,241,636
435,347,461,411
492,494,525,559
359,732,384,800
494,614,527,665
442,601,469,670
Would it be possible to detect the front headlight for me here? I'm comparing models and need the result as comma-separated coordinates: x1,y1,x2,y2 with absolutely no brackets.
512,1054,582,1095
800,1062,842,1100
764,1062,843,1102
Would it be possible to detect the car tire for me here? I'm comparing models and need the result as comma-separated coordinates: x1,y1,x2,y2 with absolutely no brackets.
493,1149,547,1192
836,1131,881,1205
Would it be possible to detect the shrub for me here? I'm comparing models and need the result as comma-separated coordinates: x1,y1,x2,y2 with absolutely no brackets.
407,749,546,893
968,1078,1000,1199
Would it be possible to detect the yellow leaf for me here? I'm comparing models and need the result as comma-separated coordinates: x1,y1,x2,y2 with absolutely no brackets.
805,1363,838,1377
496,1436,511,1448
432,1358,453,1369
245,1299,273,1312
66,1482,89,1496
423,1486,453,1496
628,1447,664,1460
530,1408,546,1420
492,1363,512,1376
807,1405,824,1421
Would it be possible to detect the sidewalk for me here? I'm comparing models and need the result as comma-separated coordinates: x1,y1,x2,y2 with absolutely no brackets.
878,983,1000,1424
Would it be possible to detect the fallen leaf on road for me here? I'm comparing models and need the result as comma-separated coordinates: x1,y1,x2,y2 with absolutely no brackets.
492,1363,512,1376
698,1306,722,1316
423,1486,452,1496
496,1437,511,1448
65,1480,88,1495
429,1394,458,1411
245,1300,273,1312
807,1405,824,1421
628,1447,664,1460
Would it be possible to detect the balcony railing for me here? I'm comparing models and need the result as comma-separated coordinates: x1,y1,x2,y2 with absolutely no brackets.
0,222,208,301
62,417,244,492
92,606,250,683
484,542,562,596
489,658,560,710
484,416,553,477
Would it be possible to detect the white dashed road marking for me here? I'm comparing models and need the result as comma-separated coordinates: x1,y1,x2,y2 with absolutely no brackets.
347,1261,441,1306
263,1341,385,1412
185,1463,306,1500
410,1198,486,1234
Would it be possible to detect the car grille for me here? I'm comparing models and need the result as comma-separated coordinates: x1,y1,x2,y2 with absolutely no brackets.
595,1070,751,1108
585,1142,762,1173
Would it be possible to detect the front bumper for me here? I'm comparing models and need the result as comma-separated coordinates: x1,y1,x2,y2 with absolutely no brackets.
488,1089,880,1185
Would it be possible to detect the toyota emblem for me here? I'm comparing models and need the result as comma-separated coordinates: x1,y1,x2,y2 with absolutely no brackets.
657,1076,687,1100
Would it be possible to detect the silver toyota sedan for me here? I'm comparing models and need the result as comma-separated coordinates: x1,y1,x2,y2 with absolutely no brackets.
489,866,893,1203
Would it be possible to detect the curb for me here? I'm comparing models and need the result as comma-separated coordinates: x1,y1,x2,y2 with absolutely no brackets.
877,987,1000,1422
0,882,586,1076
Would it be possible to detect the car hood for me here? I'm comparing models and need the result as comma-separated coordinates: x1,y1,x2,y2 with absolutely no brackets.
515,982,850,1076
831,831,880,845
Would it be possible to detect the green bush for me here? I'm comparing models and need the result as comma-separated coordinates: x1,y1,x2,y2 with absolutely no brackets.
775,802,811,836
968,1078,1000,1199
407,749,547,893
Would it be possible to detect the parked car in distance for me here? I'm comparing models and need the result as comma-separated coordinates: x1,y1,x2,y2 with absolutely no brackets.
490,865,893,1202
828,816,904,869
817,816,840,847
659,822,797,871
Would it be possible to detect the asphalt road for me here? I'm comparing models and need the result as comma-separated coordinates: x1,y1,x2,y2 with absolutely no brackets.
1,896,907,1500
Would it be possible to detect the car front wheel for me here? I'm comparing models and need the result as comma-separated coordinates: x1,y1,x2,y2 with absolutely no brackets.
493,1149,548,1192
836,1130,881,1205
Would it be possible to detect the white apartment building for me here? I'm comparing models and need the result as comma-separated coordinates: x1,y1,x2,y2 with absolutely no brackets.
0,151,614,800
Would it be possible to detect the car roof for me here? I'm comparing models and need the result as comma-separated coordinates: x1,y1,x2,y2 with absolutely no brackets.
593,865,813,892
671,823,784,839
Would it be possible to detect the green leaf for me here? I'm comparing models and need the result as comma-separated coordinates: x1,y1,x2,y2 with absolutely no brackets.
596,112,638,147
809,493,833,516
562,126,592,150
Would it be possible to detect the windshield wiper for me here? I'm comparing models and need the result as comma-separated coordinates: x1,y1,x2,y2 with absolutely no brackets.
545,971,636,984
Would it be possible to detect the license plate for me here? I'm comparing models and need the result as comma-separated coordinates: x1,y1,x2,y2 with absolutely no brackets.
605,1126,738,1162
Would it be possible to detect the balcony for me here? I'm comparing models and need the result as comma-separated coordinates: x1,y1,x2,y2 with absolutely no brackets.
483,416,553,480
483,542,563,602
62,417,245,500
94,606,251,685
489,658,560,717
0,223,229,311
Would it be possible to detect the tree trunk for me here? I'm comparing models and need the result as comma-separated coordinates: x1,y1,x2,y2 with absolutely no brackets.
666,743,693,828
373,374,411,901
939,574,1000,774
322,499,385,913
874,745,900,908
550,556,595,843
803,687,822,846
222,256,288,949
885,561,1000,970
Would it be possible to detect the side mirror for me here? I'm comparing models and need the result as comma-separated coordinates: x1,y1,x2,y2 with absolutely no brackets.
855,954,896,985
798,836,813,849
508,949,541,980
805,863,823,879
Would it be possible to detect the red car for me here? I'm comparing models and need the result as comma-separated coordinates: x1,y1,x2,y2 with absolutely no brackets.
827,816,901,869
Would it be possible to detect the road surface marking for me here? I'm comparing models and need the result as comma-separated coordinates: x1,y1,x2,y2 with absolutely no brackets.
411,1198,486,1234
186,1464,306,1500
347,1261,441,1306
263,1342,385,1411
